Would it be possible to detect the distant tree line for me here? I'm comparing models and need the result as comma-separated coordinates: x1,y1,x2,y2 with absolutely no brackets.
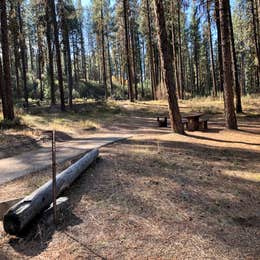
0,0,260,132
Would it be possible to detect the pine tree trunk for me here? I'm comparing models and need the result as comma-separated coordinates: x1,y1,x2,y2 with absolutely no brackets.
17,2,28,107
72,33,79,85
0,0,15,120
250,0,260,89
123,0,134,102
13,37,21,99
146,0,156,100
171,17,181,99
228,1,242,113
138,35,144,98
100,4,108,99
130,20,138,100
37,27,44,101
106,33,113,96
60,0,73,108
153,0,184,134
10,2,21,99
177,0,184,99
207,0,217,97
45,1,56,106
79,24,87,81
215,0,224,92
49,0,65,111
219,0,238,129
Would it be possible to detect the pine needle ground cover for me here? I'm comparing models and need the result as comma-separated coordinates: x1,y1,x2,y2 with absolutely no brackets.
0,96,259,258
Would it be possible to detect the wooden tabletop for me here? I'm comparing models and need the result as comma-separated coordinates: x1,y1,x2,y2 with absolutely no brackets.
183,113,204,119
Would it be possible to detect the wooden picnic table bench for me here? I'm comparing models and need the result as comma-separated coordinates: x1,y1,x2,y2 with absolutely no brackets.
157,113,209,131
183,113,207,131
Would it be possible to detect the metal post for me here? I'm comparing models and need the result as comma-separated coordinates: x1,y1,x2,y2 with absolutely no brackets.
52,130,57,224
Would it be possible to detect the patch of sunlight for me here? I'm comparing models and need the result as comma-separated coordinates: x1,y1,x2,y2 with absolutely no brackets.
223,170,260,182
129,145,158,156
78,119,100,130
21,113,99,133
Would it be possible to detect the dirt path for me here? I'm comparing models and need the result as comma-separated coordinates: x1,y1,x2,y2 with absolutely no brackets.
0,133,132,185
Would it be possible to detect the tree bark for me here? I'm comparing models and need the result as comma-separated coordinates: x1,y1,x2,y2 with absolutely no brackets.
177,0,184,99
0,0,15,120
171,1,181,99
227,1,242,113
215,0,224,92
17,2,28,107
207,0,217,97
100,3,108,99
4,149,99,235
219,0,238,129
106,32,113,96
250,0,260,89
49,0,65,111
130,19,138,100
45,1,56,106
123,0,134,102
79,24,87,81
10,2,21,99
146,0,156,100
153,0,184,134
60,0,73,108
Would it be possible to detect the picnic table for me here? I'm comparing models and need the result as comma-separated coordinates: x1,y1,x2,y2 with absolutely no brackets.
183,113,205,131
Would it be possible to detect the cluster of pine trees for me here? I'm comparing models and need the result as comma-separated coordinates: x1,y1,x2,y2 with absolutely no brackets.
0,0,259,131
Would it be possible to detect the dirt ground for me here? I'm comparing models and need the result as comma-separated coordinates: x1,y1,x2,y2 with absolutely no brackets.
0,97,260,259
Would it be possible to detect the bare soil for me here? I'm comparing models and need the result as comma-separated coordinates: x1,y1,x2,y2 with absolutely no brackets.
0,98,259,259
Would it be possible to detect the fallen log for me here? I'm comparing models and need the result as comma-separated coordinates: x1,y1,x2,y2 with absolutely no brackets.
41,197,69,226
0,197,23,221
4,149,99,235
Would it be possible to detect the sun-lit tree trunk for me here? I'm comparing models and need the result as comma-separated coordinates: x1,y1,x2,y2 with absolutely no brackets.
106,32,113,96
171,1,181,99
215,0,224,92
207,0,217,97
153,0,184,134
100,2,108,99
219,0,238,129
130,19,138,100
137,34,144,98
123,0,134,102
177,0,184,99
36,25,44,101
227,1,242,113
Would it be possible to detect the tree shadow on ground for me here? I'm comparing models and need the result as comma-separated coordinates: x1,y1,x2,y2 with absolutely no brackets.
6,136,260,258
0,134,41,159
187,133,260,146
65,137,260,257
7,204,83,257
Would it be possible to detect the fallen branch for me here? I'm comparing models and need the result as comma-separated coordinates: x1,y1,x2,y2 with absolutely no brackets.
4,149,99,235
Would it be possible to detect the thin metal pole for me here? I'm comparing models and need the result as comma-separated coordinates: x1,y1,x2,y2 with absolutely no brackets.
52,129,57,224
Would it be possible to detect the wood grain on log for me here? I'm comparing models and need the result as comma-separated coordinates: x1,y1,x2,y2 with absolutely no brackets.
3,149,99,235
